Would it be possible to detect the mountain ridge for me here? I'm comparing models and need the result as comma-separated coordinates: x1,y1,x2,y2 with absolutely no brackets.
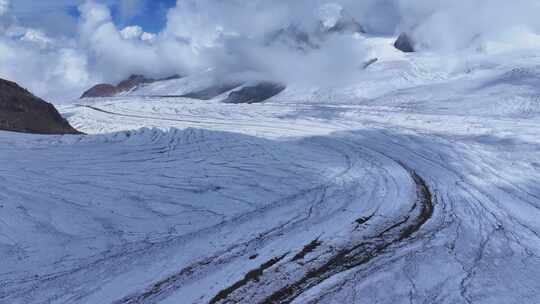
0,78,81,134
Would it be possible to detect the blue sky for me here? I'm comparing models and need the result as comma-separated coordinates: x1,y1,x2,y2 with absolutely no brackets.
114,0,177,33
10,0,177,35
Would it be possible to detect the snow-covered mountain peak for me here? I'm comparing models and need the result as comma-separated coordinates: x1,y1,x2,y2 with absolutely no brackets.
318,3,344,29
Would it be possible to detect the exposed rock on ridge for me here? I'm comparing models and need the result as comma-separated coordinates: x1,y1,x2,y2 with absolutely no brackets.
0,78,81,134
81,74,181,98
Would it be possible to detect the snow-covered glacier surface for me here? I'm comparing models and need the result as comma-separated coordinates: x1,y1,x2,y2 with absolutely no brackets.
3,49,540,304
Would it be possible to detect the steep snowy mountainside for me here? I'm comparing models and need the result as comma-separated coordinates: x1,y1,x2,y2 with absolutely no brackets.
127,70,250,98
109,36,414,104
81,75,182,99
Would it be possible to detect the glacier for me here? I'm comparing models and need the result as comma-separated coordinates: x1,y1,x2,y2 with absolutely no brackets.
1,37,540,304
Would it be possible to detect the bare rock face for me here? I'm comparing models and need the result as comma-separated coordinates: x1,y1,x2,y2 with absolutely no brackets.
394,33,415,53
362,58,379,69
81,74,181,98
266,26,320,52
116,75,152,92
325,18,365,34
265,7,365,52
318,3,365,35
222,82,286,104
0,78,81,134
80,84,118,98
181,82,244,100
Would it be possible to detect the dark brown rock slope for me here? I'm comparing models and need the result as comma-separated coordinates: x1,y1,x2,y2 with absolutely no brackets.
0,78,80,134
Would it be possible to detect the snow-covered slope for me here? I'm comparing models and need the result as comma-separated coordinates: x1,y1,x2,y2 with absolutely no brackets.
109,36,458,105
3,42,540,304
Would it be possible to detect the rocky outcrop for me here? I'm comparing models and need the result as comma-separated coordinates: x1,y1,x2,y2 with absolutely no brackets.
0,78,81,134
116,75,153,93
320,7,365,35
81,74,181,98
181,82,244,100
222,82,286,104
325,18,365,35
80,84,118,98
362,58,378,69
266,26,320,52
266,6,365,52
394,33,415,53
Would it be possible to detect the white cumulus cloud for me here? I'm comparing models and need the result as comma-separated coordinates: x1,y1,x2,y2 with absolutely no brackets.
0,0,9,16
1,0,540,103
120,25,156,42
